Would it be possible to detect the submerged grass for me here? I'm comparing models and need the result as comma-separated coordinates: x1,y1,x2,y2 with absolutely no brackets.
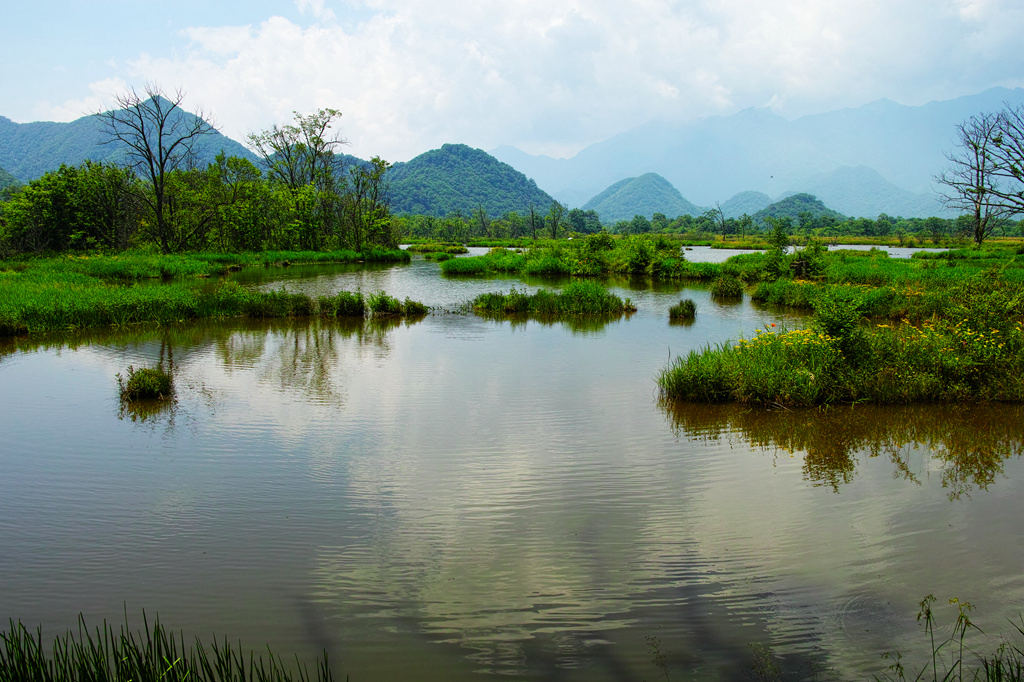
0,614,334,682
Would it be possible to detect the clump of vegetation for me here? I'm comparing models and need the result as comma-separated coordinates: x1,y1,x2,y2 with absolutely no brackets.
117,365,173,402
367,291,427,316
0,614,335,681
404,242,467,254
669,299,696,321
473,281,635,317
659,278,1024,406
423,251,453,262
316,291,366,317
878,595,1024,682
710,274,744,299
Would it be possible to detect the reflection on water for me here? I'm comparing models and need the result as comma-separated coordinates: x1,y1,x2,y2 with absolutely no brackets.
1,263,1023,681
662,401,1024,498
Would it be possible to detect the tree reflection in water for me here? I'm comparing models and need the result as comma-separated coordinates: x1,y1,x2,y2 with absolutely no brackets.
660,401,1024,498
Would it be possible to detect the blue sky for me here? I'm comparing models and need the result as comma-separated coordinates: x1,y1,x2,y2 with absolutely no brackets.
4,1,1024,162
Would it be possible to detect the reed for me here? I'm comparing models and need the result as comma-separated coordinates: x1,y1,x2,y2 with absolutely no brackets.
669,299,696,321
472,281,634,316
0,615,334,682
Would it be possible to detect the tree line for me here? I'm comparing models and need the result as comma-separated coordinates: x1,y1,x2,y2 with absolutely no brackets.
0,87,395,256
2,86,1023,256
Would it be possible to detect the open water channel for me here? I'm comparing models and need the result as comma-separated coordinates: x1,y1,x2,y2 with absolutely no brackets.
1,247,1023,680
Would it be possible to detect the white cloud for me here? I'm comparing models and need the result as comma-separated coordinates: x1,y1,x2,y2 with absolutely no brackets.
38,0,1024,160
44,77,131,121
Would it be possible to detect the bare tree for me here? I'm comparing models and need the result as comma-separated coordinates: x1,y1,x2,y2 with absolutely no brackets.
99,85,214,252
937,111,1011,245
983,104,1024,216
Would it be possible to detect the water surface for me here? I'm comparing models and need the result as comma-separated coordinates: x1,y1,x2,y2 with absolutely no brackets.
0,256,1020,680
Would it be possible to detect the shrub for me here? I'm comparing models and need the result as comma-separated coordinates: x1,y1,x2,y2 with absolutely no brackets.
711,274,744,299
117,365,173,401
669,299,696,320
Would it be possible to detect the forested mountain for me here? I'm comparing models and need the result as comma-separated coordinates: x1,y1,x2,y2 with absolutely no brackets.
386,143,554,217
582,173,702,223
492,87,1024,217
753,193,844,225
0,166,19,199
0,101,256,182
720,191,772,218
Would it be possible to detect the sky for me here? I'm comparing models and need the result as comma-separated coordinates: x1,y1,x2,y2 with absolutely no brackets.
3,0,1024,162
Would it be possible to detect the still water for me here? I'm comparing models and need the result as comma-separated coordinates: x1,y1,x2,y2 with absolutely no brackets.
1,256,1022,680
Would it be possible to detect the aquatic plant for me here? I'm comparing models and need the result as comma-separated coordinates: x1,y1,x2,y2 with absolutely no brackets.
472,281,633,317
710,274,744,299
116,365,173,402
669,299,696,321
0,614,334,681
367,291,427,316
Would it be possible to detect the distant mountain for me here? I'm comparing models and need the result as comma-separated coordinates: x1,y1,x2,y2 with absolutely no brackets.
720,191,772,218
386,143,554,217
753,193,844,224
582,172,702,223
0,99,257,182
491,88,1024,217
798,165,949,218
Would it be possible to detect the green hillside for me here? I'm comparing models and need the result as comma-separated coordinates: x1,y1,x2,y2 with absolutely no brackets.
0,165,20,199
387,143,554,217
0,99,256,182
753,193,845,225
720,190,771,218
582,173,702,223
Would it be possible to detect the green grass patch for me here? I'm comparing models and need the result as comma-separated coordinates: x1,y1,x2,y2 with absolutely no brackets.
472,281,635,317
710,274,743,299
669,299,696,321
367,290,427,316
404,242,468,254
117,365,173,401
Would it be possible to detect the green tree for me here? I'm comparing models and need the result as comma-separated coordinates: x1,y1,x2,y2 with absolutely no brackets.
546,201,566,238
248,108,346,191
1,162,140,253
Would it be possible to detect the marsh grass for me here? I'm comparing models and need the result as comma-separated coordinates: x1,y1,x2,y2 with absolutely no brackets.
0,614,334,682
669,299,696,321
367,291,427,317
403,243,467,254
472,281,633,318
659,313,1024,406
116,365,173,401
878,596,1024,682
710,274,744,299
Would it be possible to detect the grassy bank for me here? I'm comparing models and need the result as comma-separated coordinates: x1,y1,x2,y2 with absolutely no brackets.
0,253,423,337
440,234,725,280
0,615,334,681
660,278,1024,406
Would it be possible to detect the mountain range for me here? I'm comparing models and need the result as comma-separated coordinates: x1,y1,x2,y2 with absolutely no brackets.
4,87,1018,220
492,87,1024,218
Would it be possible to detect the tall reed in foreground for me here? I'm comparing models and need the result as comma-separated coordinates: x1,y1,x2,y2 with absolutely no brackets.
0,615,335,682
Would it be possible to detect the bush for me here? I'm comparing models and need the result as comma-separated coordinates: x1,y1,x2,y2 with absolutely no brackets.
669,299,696,320
711,274,743,299
117,365,173,401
